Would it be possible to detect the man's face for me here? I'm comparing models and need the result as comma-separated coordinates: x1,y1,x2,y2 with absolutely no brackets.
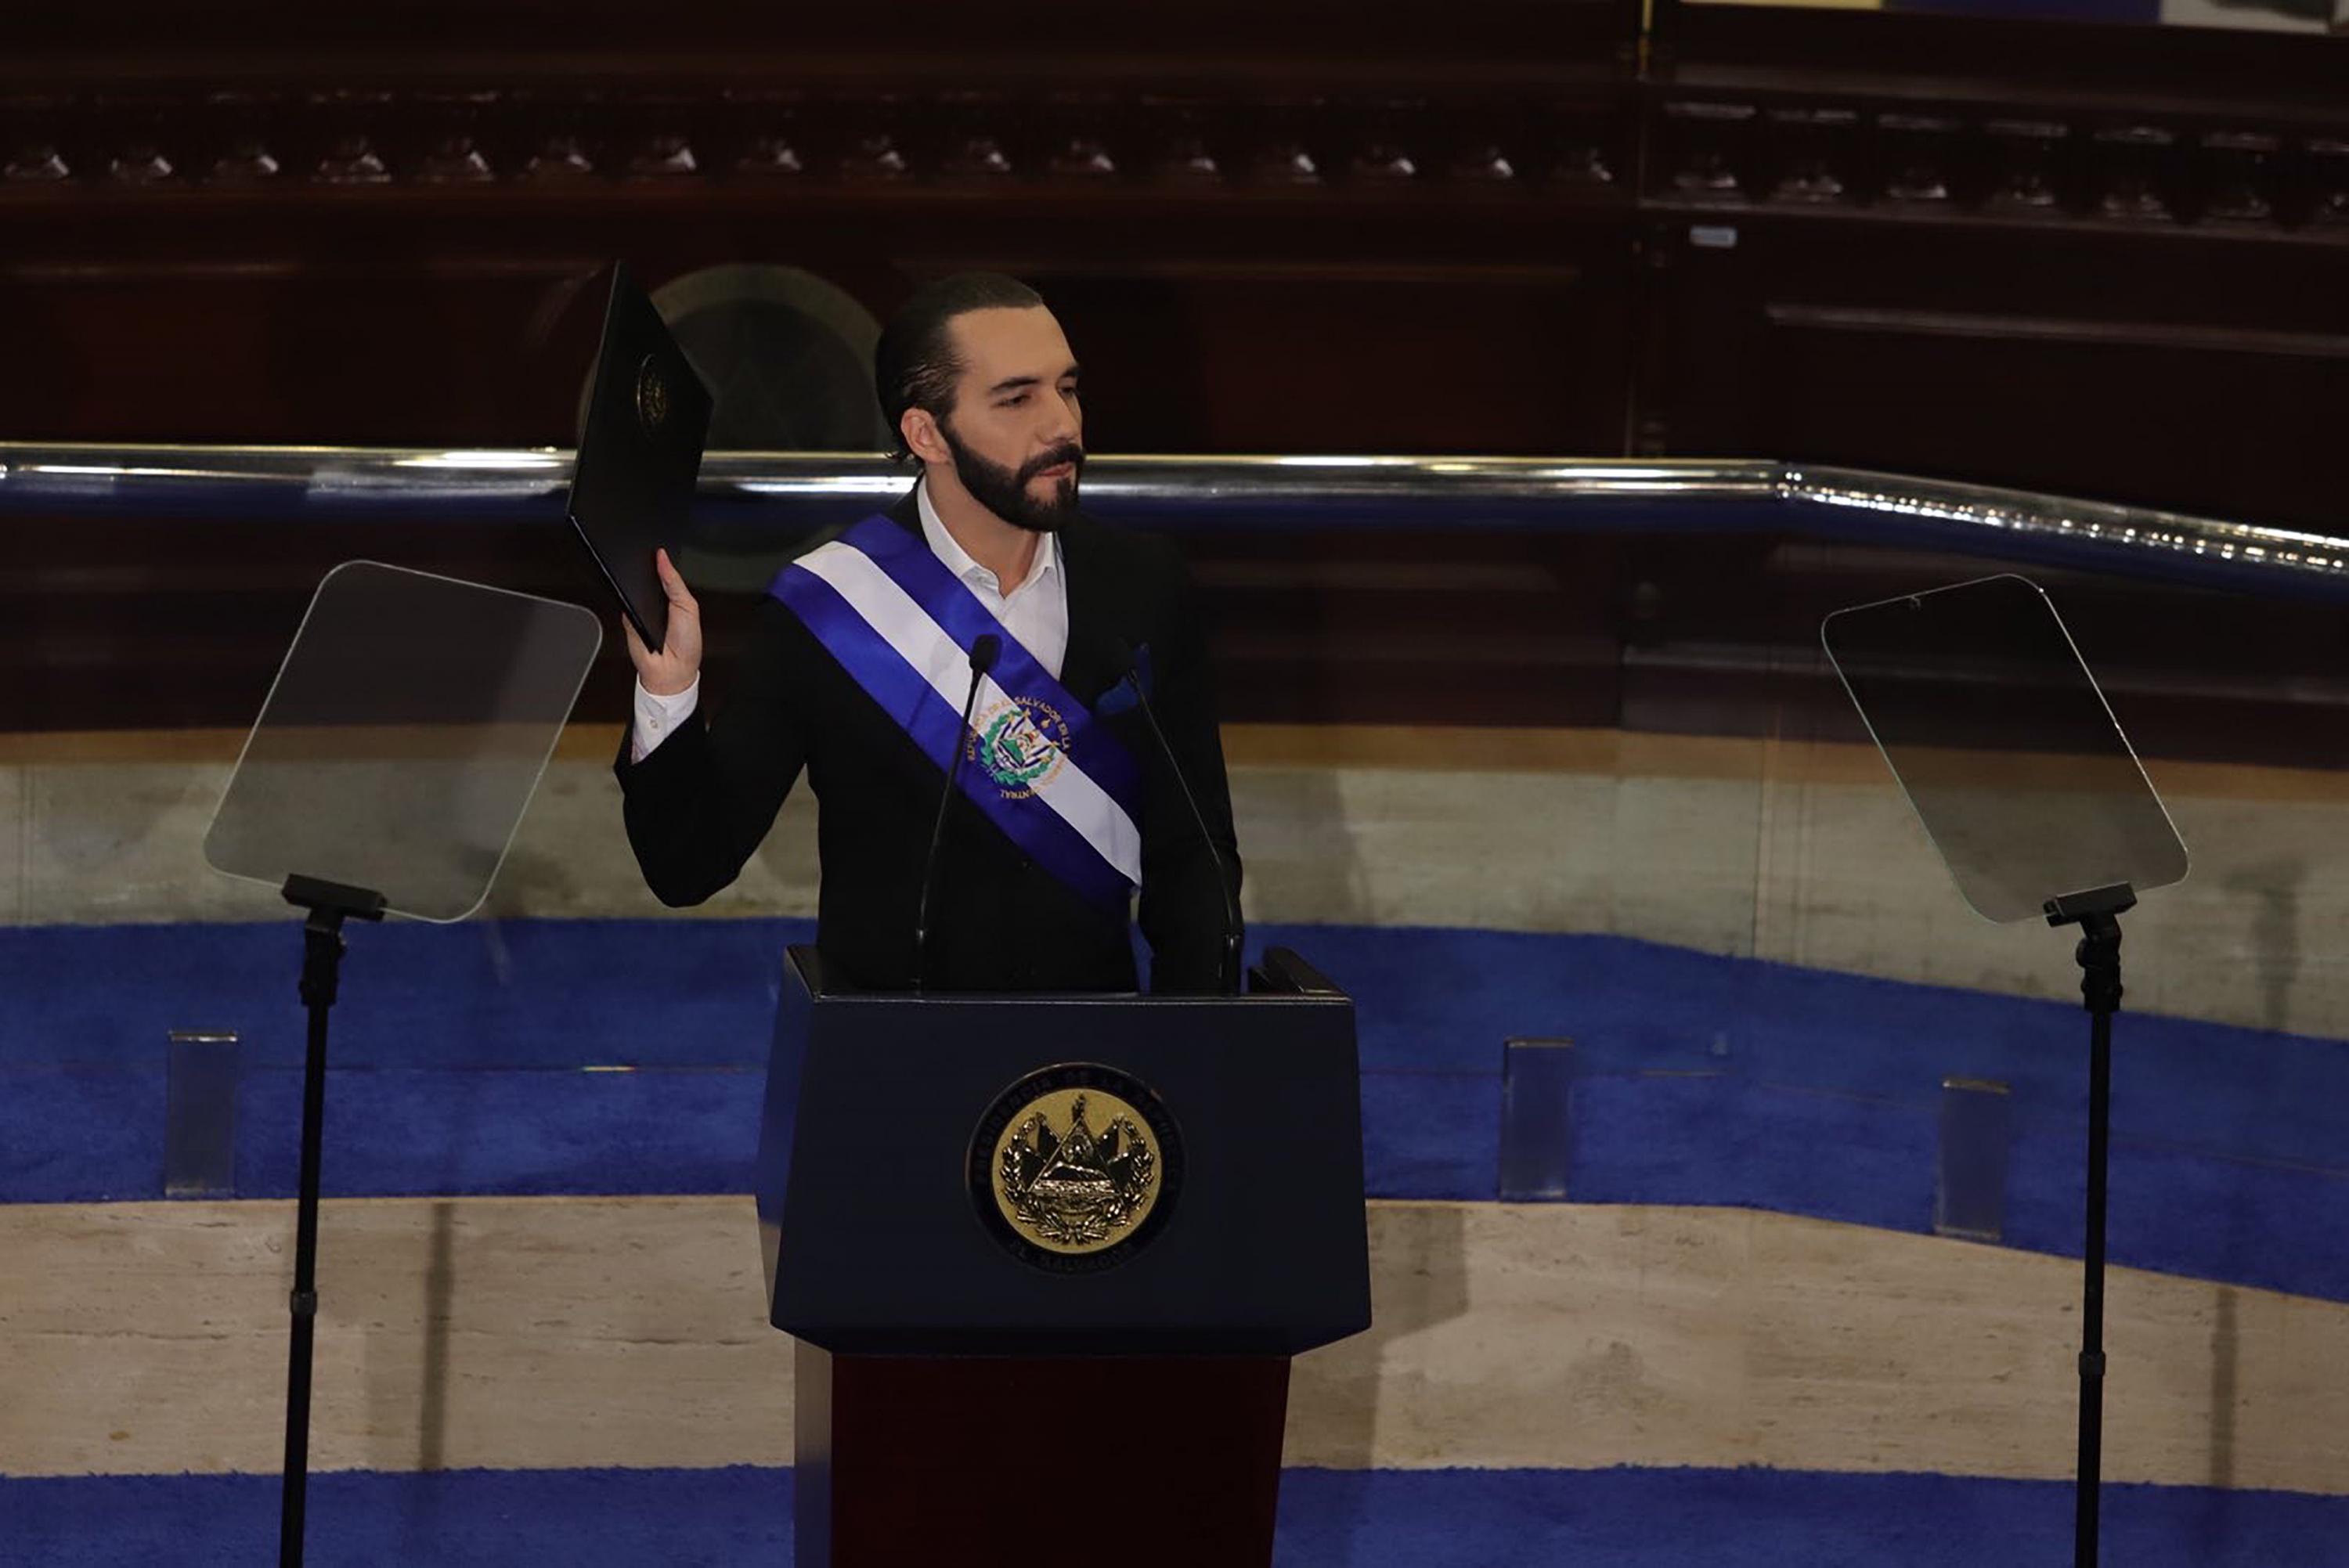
932,306,1084,533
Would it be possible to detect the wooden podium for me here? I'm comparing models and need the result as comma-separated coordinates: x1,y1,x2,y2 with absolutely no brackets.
755,946,1372,1566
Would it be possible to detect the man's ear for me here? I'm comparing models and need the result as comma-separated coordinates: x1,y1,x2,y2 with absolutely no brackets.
903,409,948,466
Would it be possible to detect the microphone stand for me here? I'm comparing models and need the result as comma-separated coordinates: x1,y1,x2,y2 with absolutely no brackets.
914,635,1001,993
1113,642,1243,995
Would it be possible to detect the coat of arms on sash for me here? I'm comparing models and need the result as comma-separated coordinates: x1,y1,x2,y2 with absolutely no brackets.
968,695,1073,800
969,1063,1183,1273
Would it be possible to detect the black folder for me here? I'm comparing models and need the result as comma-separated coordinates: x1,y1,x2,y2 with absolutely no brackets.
565,263,713,654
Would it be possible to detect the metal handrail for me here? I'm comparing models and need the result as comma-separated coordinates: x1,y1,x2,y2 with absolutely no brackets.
5,444,2343,600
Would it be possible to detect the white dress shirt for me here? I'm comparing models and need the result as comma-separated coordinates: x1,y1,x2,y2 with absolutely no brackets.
629,479,1069,763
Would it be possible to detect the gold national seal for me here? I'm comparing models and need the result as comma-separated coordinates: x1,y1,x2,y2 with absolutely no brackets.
970,1064,1182,1272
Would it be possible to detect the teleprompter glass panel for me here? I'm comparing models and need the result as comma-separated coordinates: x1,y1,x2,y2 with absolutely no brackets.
204,562,602,922
1821,574,2187,925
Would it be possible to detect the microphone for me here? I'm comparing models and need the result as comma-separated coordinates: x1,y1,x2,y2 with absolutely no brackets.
914,633,1001,993
1109,637,1243,994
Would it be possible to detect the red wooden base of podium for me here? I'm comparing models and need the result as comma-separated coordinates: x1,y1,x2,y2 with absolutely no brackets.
793,1343,1292,1566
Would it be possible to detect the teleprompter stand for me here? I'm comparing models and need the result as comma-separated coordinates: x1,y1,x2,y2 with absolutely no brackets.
276,874,384,1567
203,562,602,1566
1824,575,2188,1568
2044,881,2134,1568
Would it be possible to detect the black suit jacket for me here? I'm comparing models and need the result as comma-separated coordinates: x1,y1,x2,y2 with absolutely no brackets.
615,487,1243,994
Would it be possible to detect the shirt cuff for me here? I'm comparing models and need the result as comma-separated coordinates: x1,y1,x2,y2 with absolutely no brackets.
628,675,701,765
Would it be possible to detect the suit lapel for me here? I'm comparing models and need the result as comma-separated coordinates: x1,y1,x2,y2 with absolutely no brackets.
1053,511,1127,711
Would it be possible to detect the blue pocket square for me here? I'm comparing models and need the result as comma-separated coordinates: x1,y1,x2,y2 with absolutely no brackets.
1093,642,1154,717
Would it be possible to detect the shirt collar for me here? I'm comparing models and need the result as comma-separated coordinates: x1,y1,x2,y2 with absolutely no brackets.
916,478,1059,596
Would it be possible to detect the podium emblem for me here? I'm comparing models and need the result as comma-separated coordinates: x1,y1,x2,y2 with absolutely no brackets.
970,1063,1182,1272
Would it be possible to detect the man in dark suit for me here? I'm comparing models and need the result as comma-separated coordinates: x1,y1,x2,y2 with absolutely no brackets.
615,273,1242,994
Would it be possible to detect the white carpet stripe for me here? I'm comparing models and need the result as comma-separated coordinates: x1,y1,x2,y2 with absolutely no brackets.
4,1195,2344,1491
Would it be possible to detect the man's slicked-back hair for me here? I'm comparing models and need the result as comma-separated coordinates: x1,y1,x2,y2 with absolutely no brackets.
874,272,1046,463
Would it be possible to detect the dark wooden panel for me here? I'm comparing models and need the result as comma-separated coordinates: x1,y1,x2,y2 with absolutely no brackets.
1651,0,2349,117
1763,307,2349,528
1620,534,2349,775
0,191,1629,450
801,1346,1289,1568
1634,55,2349,529
1,513,622,734
9,1,2349,759
10,0,1636,66
0,261,600,445
1641,214,2349,528
0,53,1636,449
15,495,2349,784
1032,264,1629,455
1193,531,1633,728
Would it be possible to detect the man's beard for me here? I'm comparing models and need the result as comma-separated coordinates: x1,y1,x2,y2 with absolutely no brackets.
940,422,1083,534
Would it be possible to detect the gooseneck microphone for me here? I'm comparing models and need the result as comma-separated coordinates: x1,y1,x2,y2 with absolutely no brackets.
914,633,1001,993
1110,637,1243,994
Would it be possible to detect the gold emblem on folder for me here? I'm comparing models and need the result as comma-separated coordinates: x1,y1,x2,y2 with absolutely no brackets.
634,354,670,434
971,1064,1182,1272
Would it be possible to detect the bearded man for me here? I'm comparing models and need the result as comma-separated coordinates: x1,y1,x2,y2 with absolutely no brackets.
616,272,1242,994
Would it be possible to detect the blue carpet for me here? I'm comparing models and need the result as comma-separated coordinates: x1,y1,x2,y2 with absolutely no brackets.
2,1465,2343,1566
5,918,2348,1299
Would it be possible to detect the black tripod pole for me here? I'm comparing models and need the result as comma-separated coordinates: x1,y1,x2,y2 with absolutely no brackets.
2047,883,2132,1568
277,877,384,1568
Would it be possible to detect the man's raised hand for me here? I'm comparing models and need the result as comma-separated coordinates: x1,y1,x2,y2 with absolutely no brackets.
622,547,703,696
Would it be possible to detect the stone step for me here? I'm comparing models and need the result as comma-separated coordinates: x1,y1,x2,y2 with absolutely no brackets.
5,1195,2343,1491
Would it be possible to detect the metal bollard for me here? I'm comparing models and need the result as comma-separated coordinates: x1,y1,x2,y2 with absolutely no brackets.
1499,1036,1576,1201
164,1029,240,1197
1935,1076,2011,1243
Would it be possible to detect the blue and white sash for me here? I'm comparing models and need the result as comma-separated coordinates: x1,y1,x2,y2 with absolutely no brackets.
770,514,1144,915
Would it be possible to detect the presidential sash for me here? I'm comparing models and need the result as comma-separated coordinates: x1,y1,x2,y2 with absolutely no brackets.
770,514,1145,915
